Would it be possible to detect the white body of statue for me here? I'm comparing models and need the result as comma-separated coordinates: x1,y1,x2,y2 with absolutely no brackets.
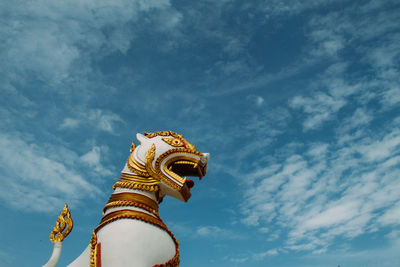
67,188,176,267
43,131,209,267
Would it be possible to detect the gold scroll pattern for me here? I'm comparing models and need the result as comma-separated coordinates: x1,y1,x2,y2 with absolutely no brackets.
49,204,73,243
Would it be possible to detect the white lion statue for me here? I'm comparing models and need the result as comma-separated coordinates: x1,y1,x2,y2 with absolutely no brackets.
43,131,209,267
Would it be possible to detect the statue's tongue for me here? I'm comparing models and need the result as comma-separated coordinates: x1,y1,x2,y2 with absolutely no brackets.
185,179,194,189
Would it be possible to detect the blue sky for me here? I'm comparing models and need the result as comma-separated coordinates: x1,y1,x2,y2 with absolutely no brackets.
1,0,400,266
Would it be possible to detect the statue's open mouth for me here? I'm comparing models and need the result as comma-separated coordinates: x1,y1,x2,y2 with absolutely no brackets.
163,153,209,189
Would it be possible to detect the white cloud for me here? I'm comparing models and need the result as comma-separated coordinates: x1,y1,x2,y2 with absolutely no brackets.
229,257,248,263
0,132,102,213
308,27,345,58
337,108,373,135
88,109,124,133
303,201,361,230
59,118,80,129
381,85,400,107
60,109,124,133
81,146,101,166
253,248,279,260
80,145,113,176
290,92,347,130
378,201,400,226
267,231,280,242
237,5,400,246
0,0,182,125
240,114,400,253
307,143,329,159
247,95,264,107
0,249,13,267
195,225,243,239
356,129,400,162
266,248,278,256
258,0,344,17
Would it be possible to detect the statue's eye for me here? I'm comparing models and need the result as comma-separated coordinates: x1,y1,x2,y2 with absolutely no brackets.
162,138,184,147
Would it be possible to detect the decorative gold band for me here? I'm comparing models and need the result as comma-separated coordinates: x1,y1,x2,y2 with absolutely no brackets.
119,173,160,185
103,192,159,216
100,209,166,228
112,172,160,191
89,231,98,267
108,193,158,210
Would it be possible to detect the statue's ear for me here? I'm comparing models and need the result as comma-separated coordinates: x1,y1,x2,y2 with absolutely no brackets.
136,133,148,144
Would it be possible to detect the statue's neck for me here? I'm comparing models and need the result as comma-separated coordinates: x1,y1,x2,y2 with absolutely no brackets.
114,187,158,202
102,187,160,218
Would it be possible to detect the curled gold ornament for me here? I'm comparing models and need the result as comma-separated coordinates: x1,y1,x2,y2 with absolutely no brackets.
49,204,73,243
127,153,151,177
130,141,136,153
145,144,161,181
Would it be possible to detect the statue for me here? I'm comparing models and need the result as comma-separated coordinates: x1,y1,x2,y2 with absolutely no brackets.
42,131,210,267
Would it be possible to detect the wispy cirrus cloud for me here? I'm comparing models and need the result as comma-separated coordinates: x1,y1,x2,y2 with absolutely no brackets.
0,132,110,213
0,0,182,126
0,249,13,267
253,248,279,260
60,109,124,133
241,121,400,252
195,225,244,240
0,0,184,214
232,0,400,257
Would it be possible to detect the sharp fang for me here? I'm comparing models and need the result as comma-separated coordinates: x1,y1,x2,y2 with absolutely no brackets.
193,163,198,169
169,166,172,170
197,165,203,178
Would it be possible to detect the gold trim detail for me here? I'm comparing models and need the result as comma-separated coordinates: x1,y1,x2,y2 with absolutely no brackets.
162,155,200,184
90,231,98,267
103,192,159,217
112,181,159,191
122,131,203,192
49,204,73,243
162,137,184,147
144,131,177,138
127,153,150,177
103,200,159,216
145,131,197,152
130,141,136,153
145,144,160,180
90,209,180,267
154,148,203,190
143,145,182,191
119,173,159,185
112,172,160,191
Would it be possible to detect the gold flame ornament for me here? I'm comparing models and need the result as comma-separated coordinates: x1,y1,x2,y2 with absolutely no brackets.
49,204,74,243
